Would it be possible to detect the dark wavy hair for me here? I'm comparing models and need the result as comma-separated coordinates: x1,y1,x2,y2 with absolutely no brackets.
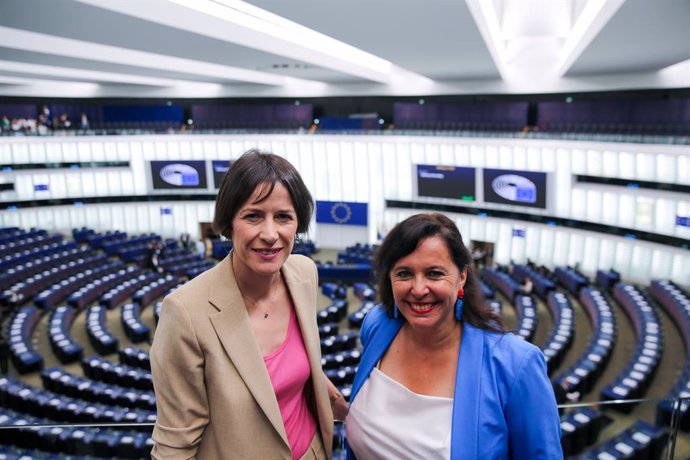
212,149,313,238
374,213,504,333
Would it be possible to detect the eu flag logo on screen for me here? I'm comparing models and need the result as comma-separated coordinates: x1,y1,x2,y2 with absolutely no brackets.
316,201,368,226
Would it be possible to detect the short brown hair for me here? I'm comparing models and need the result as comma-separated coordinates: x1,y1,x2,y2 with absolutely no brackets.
374,213,504,332
212,149,313,238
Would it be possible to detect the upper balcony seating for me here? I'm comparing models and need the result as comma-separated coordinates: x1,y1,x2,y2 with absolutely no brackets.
40,367,156,411
649,279,690,430
513,294,538,342
553,288,616,399
554,266,590,296
47,305,83,364
513,264,556,300
7,306,43,374
541,291,575,374
600,283,662,410
85,304,119,355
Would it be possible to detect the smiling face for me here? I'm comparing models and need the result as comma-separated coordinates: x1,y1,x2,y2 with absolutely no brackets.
230,182,298,279
390,235,467,331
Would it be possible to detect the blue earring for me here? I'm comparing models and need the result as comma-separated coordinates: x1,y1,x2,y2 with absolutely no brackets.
393,304,400,319
455,288,464,321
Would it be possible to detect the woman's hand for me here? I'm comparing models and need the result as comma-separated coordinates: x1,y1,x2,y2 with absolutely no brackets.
329,390,350,421
325,375,350,421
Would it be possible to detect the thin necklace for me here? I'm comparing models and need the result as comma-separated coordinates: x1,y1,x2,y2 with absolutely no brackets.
241,273,281,319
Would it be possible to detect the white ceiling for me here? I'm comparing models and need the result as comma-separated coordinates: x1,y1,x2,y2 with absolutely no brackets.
0,0,688,98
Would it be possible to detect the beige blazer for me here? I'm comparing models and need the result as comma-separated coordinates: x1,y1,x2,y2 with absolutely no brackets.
150,254,333,459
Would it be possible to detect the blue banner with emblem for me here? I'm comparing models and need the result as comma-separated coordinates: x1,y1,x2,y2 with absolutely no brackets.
316,201,368,226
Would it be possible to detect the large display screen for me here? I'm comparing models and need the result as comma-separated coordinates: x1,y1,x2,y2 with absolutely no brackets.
416,164,476,201
483,168,547,209
150,160,208,190
212,160,232,189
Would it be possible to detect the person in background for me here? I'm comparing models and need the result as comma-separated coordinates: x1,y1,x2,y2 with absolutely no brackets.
345,213,562,459
80,112,90,130
151,149,343,459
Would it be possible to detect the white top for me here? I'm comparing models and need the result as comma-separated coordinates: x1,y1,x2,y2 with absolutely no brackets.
345,367,453,460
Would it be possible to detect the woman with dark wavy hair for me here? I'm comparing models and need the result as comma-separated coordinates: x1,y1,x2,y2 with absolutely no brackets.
345,213,562,459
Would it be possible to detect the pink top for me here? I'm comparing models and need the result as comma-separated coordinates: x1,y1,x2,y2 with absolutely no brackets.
263,307,317,459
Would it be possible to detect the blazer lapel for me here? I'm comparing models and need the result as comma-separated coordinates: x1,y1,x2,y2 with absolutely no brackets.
207,256,290,448
451,323,483,459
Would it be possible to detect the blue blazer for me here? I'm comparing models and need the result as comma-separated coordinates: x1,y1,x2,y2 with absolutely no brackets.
348,306,563,460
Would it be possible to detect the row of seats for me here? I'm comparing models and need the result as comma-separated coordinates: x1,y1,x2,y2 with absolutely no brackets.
542,291,575,374
0,408,153,459
40,367,155,411
121,304,151,343
0,228,47,245
84,230,127,249
0,233,62,259
48,305,83,364
7,305,43,374
0,246,91,298
572,420,668,460
13,250,102,306
554,266,589,296
0,240,77,273
513,294,538,341
35,260,123,310
649,280,690,431
481,267,521,300
513,264,556,299
67,265,141,310
0,376,157,427
553,288,616,398
600,283,663,408
85,304,119,355
81,356,153,391
100,272,162,309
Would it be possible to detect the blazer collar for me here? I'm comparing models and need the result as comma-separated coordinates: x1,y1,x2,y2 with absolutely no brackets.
207,253,313,449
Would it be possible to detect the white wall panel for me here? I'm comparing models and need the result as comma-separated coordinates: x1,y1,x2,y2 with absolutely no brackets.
0,134,688,286
618,151,635,179
29,143,46,163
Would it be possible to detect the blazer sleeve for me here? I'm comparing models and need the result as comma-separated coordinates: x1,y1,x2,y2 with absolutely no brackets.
150,294,209,459
505,347,564,460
